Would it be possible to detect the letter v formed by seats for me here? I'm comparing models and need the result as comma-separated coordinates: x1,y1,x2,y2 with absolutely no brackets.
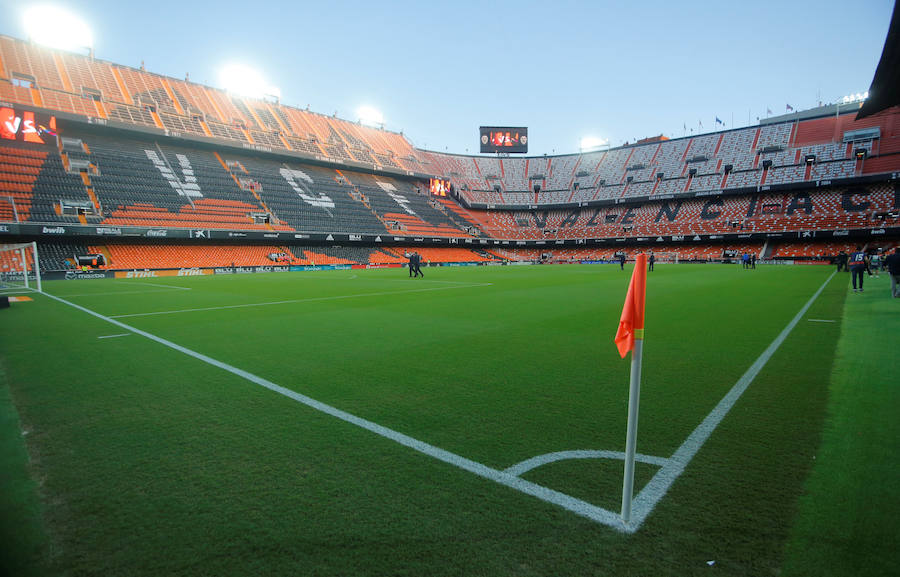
145,150,203,198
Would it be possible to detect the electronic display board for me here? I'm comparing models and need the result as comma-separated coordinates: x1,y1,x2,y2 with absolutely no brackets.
429,178,450,197
0,107,56,144
479,126,527,153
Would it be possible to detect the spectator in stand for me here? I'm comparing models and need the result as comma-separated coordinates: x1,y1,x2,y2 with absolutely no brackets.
884,247,900,298
848,245,868,293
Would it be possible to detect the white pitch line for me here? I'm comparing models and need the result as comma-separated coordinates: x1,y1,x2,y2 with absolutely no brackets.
135,282,192,291
625,271,836,532
108,283,493,319
504,450,672,477
35,272,834,534
56,289,188,298
40,291,629,532
98,333,131,339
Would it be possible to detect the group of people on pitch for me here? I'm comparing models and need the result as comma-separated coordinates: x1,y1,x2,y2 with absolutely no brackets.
847,245,900,297
406,252,425,278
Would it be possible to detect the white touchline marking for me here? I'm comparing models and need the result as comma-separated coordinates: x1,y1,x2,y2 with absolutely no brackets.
625,271,836,531
504,450,672,477
98,333,131,339
807,319,836,323
36,271,835,534
108,283,493,319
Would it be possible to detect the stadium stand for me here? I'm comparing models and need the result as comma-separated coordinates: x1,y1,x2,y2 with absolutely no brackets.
1,34,898,274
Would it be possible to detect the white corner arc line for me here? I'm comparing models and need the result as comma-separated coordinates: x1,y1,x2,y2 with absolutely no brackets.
39,291,629,532
625,271,837,532
107,283,492,319
504,450,672,477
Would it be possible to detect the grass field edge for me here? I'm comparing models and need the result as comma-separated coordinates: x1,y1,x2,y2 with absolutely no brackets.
780,282,900,576
0,360,48,577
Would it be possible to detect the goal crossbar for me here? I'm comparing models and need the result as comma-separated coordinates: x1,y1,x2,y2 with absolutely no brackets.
0,242,42,293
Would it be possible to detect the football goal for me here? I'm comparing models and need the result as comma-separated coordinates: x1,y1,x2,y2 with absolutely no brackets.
0,242,42,293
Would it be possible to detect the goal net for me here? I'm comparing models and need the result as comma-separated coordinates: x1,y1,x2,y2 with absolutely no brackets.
652,252,679,264
0,242,42,293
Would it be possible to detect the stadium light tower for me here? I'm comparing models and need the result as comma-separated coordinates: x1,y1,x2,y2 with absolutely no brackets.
219,64,281,102
357,106,384,129
580,136,609,152
23,5,93,56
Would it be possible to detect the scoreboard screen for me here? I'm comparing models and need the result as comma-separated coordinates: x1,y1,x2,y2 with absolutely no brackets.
480,126,528,154
429,178,450,197
0,107,57,144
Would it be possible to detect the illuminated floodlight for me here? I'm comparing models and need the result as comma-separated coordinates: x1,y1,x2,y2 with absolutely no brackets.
580,136,609,151
840,91,870,104
219,63,281,101
23,5,93,53
357,106,384,128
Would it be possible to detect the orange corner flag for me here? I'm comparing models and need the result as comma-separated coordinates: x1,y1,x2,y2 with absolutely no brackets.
614,253,647,358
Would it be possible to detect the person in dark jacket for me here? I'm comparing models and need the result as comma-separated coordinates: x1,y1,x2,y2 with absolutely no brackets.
848,245,868,293
884,246,900,298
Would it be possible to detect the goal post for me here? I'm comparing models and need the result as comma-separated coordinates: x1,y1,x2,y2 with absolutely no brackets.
0,242,42,293
652,252,679,264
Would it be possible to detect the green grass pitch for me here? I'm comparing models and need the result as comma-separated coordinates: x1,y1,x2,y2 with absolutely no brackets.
1,263,895,575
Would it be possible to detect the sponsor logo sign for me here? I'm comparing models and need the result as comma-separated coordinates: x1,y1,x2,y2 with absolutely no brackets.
178,268,206,276
125,270,158,278
43,226,66,234
64,271,108,280
146,229,168,237
96,227,122,235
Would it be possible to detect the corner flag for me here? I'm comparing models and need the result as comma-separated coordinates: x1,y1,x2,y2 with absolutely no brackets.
616,253,647,524
614,253,647,358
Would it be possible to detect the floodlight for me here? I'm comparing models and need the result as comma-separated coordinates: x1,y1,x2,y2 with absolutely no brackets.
580,136,608,151
219,63,280,100
23,5,93,53
357,106,384,127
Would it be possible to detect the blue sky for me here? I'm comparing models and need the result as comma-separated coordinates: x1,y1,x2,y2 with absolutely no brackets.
1,0,893,155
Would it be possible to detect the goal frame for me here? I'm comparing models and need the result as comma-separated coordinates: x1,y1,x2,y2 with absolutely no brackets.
0,241,42,293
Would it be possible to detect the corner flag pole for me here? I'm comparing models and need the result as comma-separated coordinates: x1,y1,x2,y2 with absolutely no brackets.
615,253,647,525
